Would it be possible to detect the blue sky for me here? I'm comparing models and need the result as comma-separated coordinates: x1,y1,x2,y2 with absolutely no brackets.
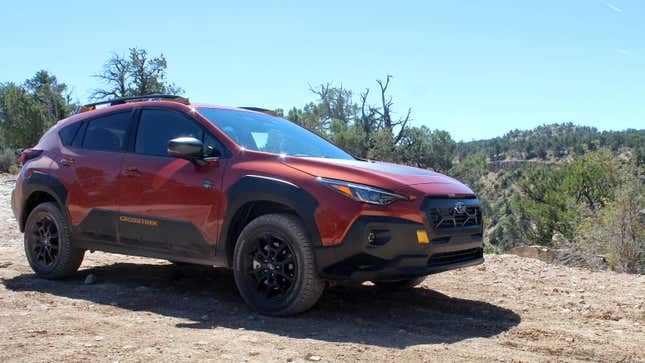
1,0,643,141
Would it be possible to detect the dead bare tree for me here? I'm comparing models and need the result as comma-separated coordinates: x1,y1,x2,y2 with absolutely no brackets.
372,75,412,143
359,88,377,153
90,53,130,100
90,48,183,101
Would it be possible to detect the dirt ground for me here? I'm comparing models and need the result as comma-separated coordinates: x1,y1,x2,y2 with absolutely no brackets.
0,175,643,362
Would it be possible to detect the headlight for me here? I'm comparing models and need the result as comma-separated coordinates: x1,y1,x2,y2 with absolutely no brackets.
318,177,408,205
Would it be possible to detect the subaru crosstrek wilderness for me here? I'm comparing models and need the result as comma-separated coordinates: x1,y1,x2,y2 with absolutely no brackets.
12,95,484,315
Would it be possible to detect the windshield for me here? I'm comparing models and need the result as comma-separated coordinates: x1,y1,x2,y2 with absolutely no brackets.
197,108,354,160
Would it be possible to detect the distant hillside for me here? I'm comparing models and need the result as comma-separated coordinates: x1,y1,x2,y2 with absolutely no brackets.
449,124,644,273
456,123,644,164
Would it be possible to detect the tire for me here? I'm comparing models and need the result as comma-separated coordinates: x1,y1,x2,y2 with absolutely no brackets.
373,276,426,291
24,202,85,279
233,214,325,316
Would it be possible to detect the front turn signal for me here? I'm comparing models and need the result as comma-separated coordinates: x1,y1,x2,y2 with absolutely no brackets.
416,229,430,244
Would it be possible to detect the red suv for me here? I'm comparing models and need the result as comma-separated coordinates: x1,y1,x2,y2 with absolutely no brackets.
12,95,483,315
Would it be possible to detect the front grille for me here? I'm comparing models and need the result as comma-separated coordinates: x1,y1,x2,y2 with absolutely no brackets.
428,248,483,266
428,205,481,229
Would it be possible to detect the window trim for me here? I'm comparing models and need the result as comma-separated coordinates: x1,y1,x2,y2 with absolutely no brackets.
132,106,229,159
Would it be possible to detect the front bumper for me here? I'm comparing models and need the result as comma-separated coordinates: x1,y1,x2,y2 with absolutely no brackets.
314,215,484,281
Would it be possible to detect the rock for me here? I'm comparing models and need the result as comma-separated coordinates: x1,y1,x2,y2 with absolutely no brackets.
0,262,12,268
135,286,148,292
95,336,104,341
84,274,96,285
508,245,549,258
27,329,47,334
306,354,322,361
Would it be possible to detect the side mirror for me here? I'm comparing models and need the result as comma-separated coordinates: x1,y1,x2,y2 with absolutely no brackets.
204,145,222,159
167,137,206,165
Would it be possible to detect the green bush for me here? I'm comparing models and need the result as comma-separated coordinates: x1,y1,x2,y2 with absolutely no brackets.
8,164,21,174
0,148,17,173
483,244,497,254
574,168,644,273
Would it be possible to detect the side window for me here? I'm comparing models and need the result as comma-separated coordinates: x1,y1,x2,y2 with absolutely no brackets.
72,122,87,148
203,132,225,157
58,122,82,146
135,109,203,157
82,112,131,152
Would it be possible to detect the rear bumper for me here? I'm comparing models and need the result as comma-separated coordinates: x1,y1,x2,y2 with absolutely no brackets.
11,177,23,231
314,216,483,281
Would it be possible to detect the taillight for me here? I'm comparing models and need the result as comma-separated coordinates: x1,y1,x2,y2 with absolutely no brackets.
19,149,43,166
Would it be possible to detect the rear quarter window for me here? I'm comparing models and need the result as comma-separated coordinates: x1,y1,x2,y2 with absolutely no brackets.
58,122,82,146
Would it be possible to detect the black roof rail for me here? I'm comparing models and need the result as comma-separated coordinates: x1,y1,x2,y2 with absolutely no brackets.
80,94,189,113
238,107,279,117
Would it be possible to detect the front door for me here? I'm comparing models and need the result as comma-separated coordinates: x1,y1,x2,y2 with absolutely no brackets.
117,108,227,259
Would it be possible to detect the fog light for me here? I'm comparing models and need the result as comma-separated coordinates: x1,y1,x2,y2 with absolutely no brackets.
416,230,430,244
367,232,375,244
366,230,391,246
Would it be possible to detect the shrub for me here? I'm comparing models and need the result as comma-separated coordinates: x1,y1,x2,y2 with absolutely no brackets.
0,148,16,172
574,165,644,273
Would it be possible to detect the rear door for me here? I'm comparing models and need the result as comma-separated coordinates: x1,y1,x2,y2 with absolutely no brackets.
117,108,227,258
56,110,134,246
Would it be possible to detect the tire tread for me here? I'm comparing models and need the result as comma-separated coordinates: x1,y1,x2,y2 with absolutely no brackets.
24,202,84,279
233,213,324,316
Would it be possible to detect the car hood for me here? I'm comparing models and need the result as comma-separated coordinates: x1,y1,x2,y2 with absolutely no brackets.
282,157,474,195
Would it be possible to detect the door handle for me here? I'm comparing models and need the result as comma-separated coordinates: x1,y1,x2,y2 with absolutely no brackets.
60,158,75,167
123,166,141,177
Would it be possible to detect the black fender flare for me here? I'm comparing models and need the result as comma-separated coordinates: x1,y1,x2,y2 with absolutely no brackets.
214,175,320,267
19,171,69,231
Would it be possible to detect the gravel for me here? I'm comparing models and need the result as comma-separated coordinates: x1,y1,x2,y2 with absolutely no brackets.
0,174,643,362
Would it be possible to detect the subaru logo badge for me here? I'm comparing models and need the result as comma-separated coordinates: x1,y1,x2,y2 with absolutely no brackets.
453,201,466,214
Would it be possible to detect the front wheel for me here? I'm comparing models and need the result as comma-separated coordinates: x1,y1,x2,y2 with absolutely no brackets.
24,202,85,279
233,214,325,316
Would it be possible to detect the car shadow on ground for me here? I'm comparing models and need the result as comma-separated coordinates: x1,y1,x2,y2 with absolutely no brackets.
3,262,521,348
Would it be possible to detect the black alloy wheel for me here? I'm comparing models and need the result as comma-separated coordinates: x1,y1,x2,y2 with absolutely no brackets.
233,214,325,316
24,202,85,279
247,232,298,299
28,215,60,269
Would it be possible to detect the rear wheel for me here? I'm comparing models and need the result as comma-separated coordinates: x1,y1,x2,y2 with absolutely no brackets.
373,276,426,291
233,214,324,316
24,202,84,279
